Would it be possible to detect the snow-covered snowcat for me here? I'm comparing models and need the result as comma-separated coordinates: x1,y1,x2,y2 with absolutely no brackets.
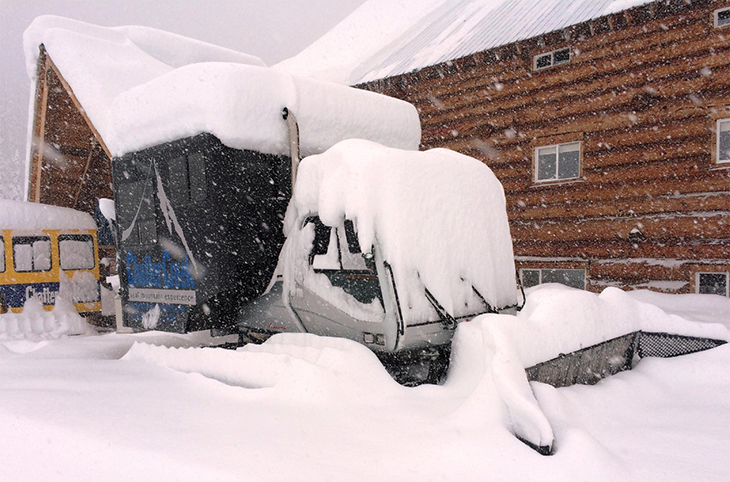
236,138,519,381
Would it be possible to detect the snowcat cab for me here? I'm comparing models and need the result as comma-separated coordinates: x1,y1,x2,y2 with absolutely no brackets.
236,139,520,380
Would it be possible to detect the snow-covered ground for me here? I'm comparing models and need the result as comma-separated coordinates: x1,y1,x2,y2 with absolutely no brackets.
1,286,728,482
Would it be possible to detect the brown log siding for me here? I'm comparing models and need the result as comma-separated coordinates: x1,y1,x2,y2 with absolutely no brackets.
362,0,730,293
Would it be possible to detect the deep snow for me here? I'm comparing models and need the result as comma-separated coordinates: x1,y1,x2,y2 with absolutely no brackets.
1,286,728,481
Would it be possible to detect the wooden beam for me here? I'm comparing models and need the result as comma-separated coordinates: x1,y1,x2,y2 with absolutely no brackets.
32,57,50,203
72,140,96,209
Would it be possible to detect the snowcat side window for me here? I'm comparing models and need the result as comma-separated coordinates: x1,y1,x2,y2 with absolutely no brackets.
308,218,333,266
0,236,4,273
338,225,368,271
344,220,360,253
311,227,341,270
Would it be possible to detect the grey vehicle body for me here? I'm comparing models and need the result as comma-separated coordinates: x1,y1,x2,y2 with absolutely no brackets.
237,217,502,354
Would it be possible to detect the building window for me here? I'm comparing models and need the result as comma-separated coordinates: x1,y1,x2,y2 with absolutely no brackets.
717,119,730,164
169,153,206,205
521,268,586,290
535,142,581,182
697,272,729,297
59,235,95,270
715,7,730,28
534,48,571,70
13,236,51,272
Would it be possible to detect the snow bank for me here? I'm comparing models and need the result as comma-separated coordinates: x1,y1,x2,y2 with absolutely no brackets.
0,297,96,341
124,285,729,453
24,15,421,159
3,286,730,481
627,289,730,326
110,63,420,157
280,139,517,323
124,333,398,397
497,284,730,368
0,199,96,230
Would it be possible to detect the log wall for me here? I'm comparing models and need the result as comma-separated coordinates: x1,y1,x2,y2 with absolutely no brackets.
361,0,730,293
29,47,113,216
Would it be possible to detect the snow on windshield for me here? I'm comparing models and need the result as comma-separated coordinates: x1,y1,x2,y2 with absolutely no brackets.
281,139,518,323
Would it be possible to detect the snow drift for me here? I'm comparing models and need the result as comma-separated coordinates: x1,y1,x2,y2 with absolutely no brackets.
0,297,96,341
124,284,730,455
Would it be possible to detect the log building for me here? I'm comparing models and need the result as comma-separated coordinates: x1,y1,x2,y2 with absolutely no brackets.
358,0,730,296
28,45,113,216
27,46,116,271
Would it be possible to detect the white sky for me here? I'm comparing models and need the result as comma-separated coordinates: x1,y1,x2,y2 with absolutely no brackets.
0,0,366,200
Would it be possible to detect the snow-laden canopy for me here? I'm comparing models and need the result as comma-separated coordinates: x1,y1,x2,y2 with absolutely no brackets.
0,199,96,230
282,139,517,322
24,16,421,158
110,63,421,158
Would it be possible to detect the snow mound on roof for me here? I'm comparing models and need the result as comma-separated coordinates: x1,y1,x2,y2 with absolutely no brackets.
0,297,97,342
281,139,517,322
110,63,421,157
274,0,447,84
0,199,96,230
23,16,264,154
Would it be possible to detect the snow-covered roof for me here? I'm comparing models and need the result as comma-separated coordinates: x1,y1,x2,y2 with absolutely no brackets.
24,16,265,152
274,0,446,85
110,63,421,158
0,199,96,230
281,139,517,322
24,16,421,158
277,0,653,85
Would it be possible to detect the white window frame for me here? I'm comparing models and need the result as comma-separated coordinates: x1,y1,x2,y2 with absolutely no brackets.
696,272,730,297
534,141,582,183
714,7,730,28
533,48,571,70
716,119,730,164
520,268,586,290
